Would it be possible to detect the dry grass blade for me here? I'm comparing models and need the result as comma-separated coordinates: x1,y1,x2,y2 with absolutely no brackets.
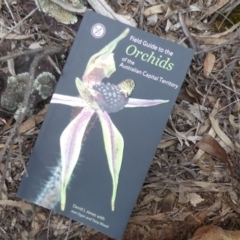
195,135,233,176
0,33,34,40
205,0,229,16
143,4,167,17
209,115,240,154
192,22,240,39
87,0,137,27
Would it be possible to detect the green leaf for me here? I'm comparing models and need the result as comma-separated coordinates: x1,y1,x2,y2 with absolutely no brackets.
97,110,124,211
60,107,94,210
83,28,130,85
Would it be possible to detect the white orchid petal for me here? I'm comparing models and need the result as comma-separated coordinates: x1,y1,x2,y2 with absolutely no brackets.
51,93,87,107
125,98,169,108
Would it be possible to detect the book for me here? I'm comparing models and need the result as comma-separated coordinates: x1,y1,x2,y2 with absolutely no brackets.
17,10,194,240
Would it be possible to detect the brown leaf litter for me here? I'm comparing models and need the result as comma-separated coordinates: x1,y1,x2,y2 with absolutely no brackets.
0,0,240,239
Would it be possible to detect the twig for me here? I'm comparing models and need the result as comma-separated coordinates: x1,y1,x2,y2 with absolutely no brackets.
64,220,72,240
118,0,132,14
217,6,235,30
0,227,9,240
208,0,240,25
0,47,44,62
87,0,136,27
50,0,86,14
47,211,52,240
0,8,38,46
0,139,14,197
3,0,17,24
139,0,144,29
17,132,28,177
195,27,240,55
132,1,140,18
68,225,86,239
47,56,61,74
225,46,240,114
178,12,197,51
202,57,240,107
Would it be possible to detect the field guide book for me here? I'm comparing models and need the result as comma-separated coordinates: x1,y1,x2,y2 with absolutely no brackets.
18,10,194,239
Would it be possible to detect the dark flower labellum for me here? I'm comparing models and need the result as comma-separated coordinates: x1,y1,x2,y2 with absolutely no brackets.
93,82,128,113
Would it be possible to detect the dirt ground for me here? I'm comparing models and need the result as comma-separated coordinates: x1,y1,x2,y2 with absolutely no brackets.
0,0,240,239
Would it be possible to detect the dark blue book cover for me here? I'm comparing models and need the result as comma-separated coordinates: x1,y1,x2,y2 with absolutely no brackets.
17,11,194,240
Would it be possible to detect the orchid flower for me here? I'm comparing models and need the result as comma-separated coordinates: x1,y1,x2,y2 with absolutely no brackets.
51,28,169,211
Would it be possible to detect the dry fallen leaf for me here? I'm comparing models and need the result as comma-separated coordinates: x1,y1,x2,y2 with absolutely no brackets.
190,225,240,240
0,200,33,211
229,115,238,133
204,52,216,77
19,105,48,134
209,115,240,154
144,4,167,16
186,193,204,207
147,14,158,26
161,191,176,212
195,135,233,176
198,119,211,136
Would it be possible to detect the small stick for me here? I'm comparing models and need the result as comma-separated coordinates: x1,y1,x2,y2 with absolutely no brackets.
225,46,240,115
132,1,140,18
0,139,14,197
139,0,144,30
0,8,38,45
208,0,240,25
47,56,61,74
3,0,17,23
195,27,240,55
0,48,44,62
17,132,28,177
178,12,197,51
64,220,72,240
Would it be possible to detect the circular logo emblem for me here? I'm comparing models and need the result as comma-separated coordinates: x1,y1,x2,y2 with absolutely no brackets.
91,23,106,38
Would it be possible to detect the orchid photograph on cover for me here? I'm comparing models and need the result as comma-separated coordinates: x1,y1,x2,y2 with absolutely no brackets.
34,28,169,212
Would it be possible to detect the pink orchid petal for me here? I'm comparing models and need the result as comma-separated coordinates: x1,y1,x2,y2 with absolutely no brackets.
97,110,124,211
125,98,169,108
51,93,87,107
60,108,95,210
